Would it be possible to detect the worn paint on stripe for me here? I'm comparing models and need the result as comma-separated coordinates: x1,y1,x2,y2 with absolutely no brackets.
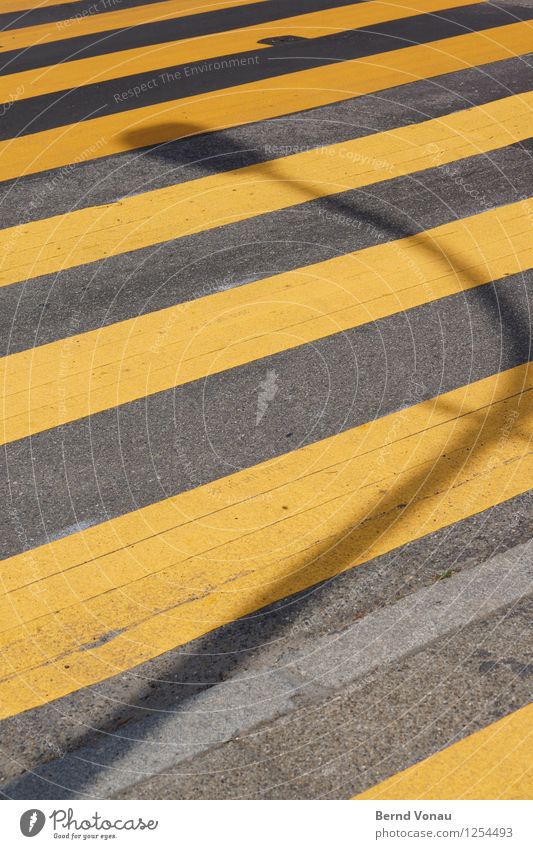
0,21,531,182
355,703,533,799
0,0,271,52
0,0,480,103
0,363,532,717
2,198,532,445
1,90,532,290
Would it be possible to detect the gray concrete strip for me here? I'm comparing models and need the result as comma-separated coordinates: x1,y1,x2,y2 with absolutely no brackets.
120,591,533,800
1,488,530,788
2,537,532,799
288,538,533,692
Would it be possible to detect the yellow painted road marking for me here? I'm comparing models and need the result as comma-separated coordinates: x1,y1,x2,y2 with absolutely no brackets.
0,0,270,52
355,703,533,799
0,0,480,102
2,198,532,445
0,0,82,12
1,21,532,182
0,363,531,717
0,0,81,12
1,90,532,291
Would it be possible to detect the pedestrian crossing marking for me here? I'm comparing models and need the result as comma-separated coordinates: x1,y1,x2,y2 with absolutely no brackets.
0,0,81,12
1,0,532,801
1,21,531,182
1,89,532,290
1,363,531,717
0,0,480,103
355,703,533,799
0,0,271,53
1,197,531,445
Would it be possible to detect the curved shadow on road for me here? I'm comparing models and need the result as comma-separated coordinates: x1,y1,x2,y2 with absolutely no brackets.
2,119,532,799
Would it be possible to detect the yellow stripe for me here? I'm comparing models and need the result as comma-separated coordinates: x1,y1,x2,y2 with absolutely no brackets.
0,0,480,102
355,703,533,799
2,198,532,446
0,0,270,52
1,90,532,291
1,21,531,182
0,363,531,717
0,0,81,12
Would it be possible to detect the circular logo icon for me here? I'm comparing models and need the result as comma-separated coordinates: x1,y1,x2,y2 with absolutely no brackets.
20,810,46,837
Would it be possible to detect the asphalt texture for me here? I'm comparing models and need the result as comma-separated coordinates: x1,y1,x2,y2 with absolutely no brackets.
0,0,532,800
2,265,532,560
118,590,533,800
2,3,527,127
3,540,532,797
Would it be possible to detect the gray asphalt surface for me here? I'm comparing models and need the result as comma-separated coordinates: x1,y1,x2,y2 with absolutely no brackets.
0,0,532,800
119,592,532,800
4,541,532,798
2,265,532,561
3,58,533,354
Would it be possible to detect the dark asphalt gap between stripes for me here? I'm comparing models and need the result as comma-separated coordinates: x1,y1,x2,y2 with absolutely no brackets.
0,0,368,75
1,0,532,805
1,52,533,225
1,486,531,792
0,0,191,32
2,266,532,561
1,3,531,139
1,138,531,357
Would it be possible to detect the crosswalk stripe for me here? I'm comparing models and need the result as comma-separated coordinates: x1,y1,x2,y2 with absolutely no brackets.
9,3,527,144
0,0,81,13
8,3,517,141
0,0,480,103
2,197,531,446
1,20,531,182
0,362,532,717
1,0,531,803
1,90,531,290
1,0,366,76
1,0,191,29
2,55,530,239
0,0,269,53
355,703,533,799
